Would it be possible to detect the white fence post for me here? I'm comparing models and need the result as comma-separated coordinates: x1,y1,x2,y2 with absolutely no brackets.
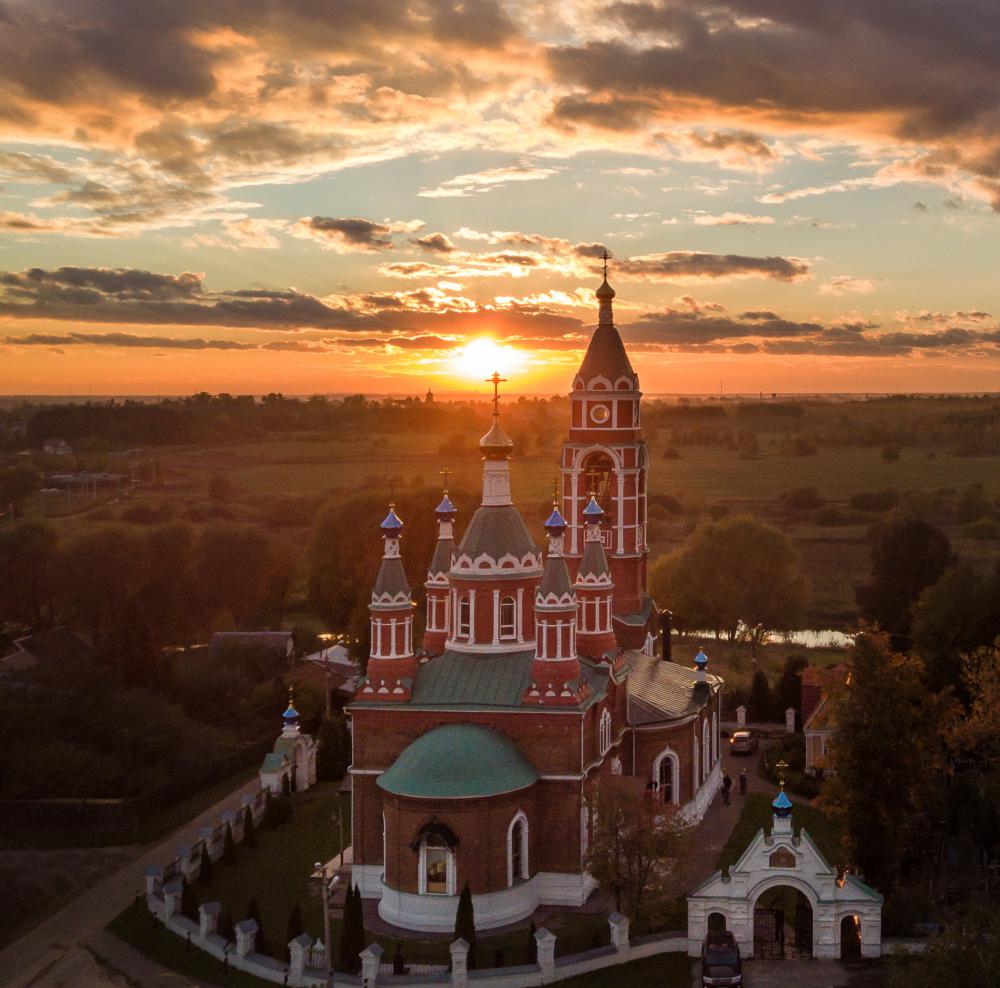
360,943,383,986
785,707,796,733
450,938,469,988
288,933,314,982
608,912,630,950
535,927,556,984
736,705,747,727
199,902,221,938
145,864,164,897
235,919,258,958
162,879,182,921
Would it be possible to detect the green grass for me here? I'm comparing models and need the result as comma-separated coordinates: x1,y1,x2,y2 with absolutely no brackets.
717,793,844,872
109,900,271,988
557,952,692,987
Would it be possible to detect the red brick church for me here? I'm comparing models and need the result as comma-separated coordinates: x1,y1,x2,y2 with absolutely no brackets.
348,271,723,932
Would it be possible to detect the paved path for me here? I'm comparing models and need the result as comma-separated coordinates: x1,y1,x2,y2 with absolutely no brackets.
687,958,885,987
0,778,260,988
663,746,778,899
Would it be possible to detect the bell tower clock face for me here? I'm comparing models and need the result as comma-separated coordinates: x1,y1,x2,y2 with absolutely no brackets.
590,404,610,425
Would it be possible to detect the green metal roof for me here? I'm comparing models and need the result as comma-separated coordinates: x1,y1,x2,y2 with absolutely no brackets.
377,724,539,798
411,649,535,707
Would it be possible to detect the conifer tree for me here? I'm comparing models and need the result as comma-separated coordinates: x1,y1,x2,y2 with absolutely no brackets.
222,821,236,865
199,842,213,886
220,911,235,943
242,805,256,848
286,901,304,960
281,772,292,797
247,896,267,956
180,876,200,921
525,920,538,965
338,884,364,973
454,882,477,969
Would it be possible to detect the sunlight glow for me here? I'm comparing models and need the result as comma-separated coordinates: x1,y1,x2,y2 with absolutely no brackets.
451,337,526,381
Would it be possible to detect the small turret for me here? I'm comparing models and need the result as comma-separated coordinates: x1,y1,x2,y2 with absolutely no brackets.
281,686,300,737
574,494,617,659
479,371,514,506
772,759,793,835
694,648,709,684
423,481,457,657
525,498,586,706
360,502,417,702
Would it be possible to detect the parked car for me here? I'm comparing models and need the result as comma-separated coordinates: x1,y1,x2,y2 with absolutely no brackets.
729,730,758,755
701,931,742,986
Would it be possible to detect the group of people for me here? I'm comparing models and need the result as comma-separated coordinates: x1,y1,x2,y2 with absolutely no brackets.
721,769,747,805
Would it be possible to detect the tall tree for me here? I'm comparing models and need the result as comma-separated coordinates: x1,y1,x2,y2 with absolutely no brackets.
0,519,57,629
823,633,956,891
650,515,808,643
585,776,690,931
338,884,365,973
286,900,304,959
316,715,351,782
855,514,952,643
247,896,267,956
454,882,477,969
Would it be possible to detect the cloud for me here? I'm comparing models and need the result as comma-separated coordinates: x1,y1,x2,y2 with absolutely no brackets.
412,232,457,253
691,212,775,226
291,216,396,252
615,251,810,283
418,164,561,198
819,275,879,296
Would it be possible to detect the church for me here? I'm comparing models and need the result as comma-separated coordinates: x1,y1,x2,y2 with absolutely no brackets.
348,269,723,933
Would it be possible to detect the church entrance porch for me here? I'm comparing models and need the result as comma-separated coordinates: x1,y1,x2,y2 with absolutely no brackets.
752,886,813,959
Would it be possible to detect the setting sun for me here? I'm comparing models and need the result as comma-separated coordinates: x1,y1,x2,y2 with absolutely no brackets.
451,337,526,381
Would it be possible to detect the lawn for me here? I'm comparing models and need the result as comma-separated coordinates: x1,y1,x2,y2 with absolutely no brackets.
717,794,844,872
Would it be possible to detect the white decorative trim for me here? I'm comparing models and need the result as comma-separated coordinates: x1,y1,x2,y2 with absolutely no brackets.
651,747,680,806
375,870,597,933
599,709,612,755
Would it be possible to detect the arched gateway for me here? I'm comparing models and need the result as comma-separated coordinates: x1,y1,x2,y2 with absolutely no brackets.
687,789,883,960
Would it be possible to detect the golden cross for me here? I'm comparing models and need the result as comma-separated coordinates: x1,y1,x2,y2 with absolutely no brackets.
485,371,507,417
552,476,560,506
601,248,610,279
585,466,601,494
439,466,451,493
776,758,789,786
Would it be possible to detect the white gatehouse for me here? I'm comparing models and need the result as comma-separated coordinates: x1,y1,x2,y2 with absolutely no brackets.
687,788,883,960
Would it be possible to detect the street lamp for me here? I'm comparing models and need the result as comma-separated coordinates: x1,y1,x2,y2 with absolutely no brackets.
314,860,340,976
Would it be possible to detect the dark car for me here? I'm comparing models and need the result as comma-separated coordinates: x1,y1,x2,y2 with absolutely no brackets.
701,931,742,987
729,730,758,755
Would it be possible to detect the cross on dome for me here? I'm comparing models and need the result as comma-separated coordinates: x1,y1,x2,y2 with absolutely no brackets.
485,370,507,419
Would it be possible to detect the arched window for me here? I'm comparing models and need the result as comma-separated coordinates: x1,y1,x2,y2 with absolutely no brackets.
499,596,517,640
599,708,612,755
582,452,616,524
652,748,679,805
420,834,454,896
457,595,471,638
769,848,796,869
712,712,719,765
507,812,529,886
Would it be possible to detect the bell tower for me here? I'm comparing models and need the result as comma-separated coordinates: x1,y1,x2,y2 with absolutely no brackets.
561,254,653,647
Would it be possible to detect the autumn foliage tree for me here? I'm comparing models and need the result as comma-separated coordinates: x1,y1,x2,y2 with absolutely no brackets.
585,776,690,931
650,515,809,649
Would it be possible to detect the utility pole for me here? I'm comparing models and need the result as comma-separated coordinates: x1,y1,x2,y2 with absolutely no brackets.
314,861,339,977
318,633,334,720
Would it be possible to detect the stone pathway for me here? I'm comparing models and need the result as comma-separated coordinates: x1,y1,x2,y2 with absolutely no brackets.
0,777,260,988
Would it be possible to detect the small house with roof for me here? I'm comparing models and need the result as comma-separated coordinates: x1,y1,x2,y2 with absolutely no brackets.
801,665,847,775
687,787,883,960
259,690,317,795
0,627,92,676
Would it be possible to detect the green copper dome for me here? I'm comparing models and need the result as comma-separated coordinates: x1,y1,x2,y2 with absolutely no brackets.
377,724,538,799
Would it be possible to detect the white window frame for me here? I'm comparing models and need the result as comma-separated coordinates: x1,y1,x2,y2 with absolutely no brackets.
599,708,613,755
651,747,680,806
418,834,456,896
506,811,529,886
702,719,710,781
499,596,517,641
457,595,471,639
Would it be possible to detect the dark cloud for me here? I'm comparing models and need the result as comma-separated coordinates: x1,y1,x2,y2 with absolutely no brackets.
302,216,394,251
626,308,821,345
615,251,810,283
685,130,776,161
412,232,456,253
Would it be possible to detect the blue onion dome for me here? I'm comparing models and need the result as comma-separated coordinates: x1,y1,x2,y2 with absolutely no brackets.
544,505,568,535
283,688,300,722
435,493,457,519
380,504,404,533
582,495,604,522
772,788,793,818
694,649,709,667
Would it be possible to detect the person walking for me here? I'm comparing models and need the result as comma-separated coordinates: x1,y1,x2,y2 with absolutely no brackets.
739,769,748,795
722,771,732,805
